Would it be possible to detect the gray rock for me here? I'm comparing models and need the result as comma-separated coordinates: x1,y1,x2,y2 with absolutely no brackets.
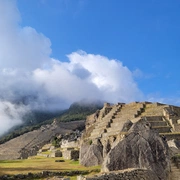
102,118,170,180
121,119,133,132
80,139,103,167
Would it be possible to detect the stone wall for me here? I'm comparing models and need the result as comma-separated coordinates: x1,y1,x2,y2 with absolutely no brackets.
61,140,79,149
50,150,62,157
62,149,79,160
77,168,159,180
0,170,90,180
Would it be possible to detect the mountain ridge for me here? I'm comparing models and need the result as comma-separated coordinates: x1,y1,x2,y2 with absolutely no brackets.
0,101,103,144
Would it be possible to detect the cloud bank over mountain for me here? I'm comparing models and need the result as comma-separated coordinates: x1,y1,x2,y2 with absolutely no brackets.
0,0,143,135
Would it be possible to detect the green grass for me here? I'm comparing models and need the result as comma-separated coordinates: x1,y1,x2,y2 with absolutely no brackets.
41,151,51,155
0,156,100,177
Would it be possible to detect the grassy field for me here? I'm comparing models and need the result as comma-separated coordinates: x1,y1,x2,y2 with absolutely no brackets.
0,156,100,179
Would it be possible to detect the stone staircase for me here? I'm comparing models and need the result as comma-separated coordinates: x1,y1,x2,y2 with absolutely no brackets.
90,104,123,139
88,102,180,142
144,116,172,133
90,102,145,139
140,103,180,140
104,102,145,137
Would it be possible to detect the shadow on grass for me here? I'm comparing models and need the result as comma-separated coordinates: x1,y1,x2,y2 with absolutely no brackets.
0,167,78,172
0,160,23,163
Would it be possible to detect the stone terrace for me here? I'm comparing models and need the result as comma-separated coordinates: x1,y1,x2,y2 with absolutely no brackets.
90,102,145,140
0,121,85,160
88,102,180,141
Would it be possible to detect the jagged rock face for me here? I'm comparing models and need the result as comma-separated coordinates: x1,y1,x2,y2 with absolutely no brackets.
102,119,170,180
80,140,103,167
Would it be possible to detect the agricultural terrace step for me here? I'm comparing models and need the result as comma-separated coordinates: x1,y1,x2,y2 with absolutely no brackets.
123,103,145,108
152,126,171,133
120,106,144,111
114,113,139,119
104,112,117,117
114,111,139,116
112,117,134,123
159,133,180,140
106,127,122,133
106,127,171,138
96,121,111,128
110,122,128,129
96,124,110,129
91,128,105,135
105,131,120,137
149,121,168,127
91,130,105,137
91,129,104,135
102,114,117,121
90,134,102,139
143,116,163,121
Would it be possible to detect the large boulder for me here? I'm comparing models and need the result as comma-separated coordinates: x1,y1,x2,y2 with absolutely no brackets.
80,139,103,167
102,119,170,180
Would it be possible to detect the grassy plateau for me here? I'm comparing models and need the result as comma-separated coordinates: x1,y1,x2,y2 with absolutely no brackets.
0,156,100,179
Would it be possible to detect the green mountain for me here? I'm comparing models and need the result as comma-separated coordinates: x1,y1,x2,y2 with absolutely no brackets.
0,101,103,144
56,101,103,122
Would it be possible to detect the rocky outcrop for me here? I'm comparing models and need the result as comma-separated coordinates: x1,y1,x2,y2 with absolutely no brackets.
102,118,170,180
80,139,103,167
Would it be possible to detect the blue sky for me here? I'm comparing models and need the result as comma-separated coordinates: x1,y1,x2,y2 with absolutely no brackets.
16,0,180,102
0,0,180,134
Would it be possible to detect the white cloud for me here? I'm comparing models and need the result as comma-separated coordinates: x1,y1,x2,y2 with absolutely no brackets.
0,0,51,70
0,101,29,135
32,52,143,106
0,0,143,135
66,51,143,102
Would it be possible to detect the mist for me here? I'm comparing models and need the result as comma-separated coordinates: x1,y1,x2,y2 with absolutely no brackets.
0,0,143,135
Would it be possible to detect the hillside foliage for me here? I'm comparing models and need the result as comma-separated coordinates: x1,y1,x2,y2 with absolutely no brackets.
57,101,103,122
0,101,102,144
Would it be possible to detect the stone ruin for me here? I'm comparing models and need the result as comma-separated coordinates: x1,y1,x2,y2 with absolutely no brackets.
62,148,79,160
50,150,62,158
59,130,81,160
79,101,180,180
36,129,81,159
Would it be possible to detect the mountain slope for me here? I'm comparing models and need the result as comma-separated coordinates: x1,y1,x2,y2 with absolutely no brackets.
0,120,85,160
0,101,103,144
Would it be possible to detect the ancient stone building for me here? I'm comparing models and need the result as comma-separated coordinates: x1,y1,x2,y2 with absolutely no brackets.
80,102,180,180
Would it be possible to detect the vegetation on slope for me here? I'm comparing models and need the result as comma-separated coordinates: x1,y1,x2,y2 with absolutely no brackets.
0,101,103,144
56,101,103,122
